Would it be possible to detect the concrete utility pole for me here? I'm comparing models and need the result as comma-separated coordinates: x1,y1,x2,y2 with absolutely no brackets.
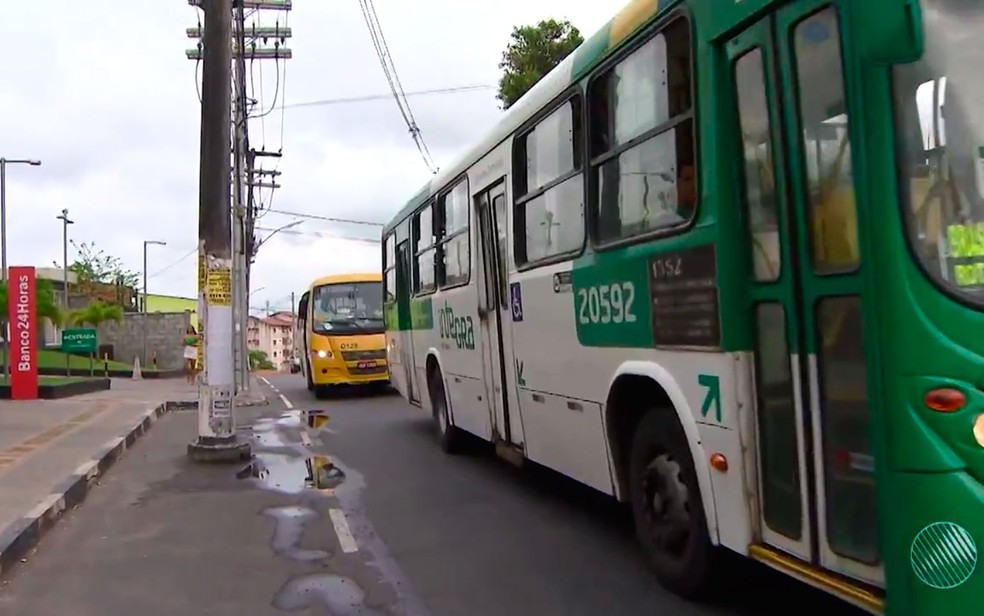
188,0,249,463
142,239,166,365
231,0,248,395
187,0,292,397
0,157,41,379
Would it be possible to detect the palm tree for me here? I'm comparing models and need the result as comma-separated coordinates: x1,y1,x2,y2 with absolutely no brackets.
67,301,124,375
68,300,123,331
0,278,65,336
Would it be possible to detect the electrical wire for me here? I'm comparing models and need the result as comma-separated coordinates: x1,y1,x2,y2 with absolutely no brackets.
255,226,381,244
280,84,494,109
357,0,438,174
147,247,197,279
264,208,384,227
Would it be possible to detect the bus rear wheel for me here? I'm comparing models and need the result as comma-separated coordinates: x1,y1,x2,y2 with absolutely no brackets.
628,408,716,600
428,369,462,454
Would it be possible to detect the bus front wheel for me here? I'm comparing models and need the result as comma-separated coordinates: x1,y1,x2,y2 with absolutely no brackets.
628,408,716,600
305,361,314,391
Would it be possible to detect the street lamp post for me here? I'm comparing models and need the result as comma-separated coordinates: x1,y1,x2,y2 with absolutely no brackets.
1,157,41,379
142,240,167,366
237,220,301,390
56,209,74,376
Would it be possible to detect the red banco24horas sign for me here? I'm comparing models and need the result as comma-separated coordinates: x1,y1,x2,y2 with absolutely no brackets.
8,266,38,399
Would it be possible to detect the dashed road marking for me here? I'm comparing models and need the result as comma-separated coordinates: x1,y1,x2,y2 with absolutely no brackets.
279,393,293,409
259,376,271,386
329,508,358,553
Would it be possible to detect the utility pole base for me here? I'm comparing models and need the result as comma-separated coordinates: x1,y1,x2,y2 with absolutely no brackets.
187,436,251,463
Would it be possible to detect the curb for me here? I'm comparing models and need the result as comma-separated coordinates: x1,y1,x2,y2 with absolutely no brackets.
0,401,182,579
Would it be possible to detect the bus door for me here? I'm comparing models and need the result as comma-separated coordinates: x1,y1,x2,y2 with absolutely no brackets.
729,2,882,589
475,180,524,447
395,239,419,403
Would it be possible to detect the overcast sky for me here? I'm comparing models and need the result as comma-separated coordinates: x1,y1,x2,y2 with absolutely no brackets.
0,1,613,315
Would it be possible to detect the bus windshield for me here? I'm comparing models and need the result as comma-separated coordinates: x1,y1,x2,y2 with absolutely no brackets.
310,282,384,334
894,0,984,300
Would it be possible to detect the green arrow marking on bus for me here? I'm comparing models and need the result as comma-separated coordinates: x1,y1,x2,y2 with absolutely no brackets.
516,359,526,386
698,374,721,422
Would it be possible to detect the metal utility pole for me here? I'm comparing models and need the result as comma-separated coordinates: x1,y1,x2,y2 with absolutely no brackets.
56,209,73,376
1,157,42,379
188,0,249,463
142,239,166,364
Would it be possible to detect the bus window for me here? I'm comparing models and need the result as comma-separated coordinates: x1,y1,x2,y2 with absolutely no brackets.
793,10,859,275
413,203,437,294
384,234,397,303
589,17,695,244
513,98,584,265
735,47,781,282
438,179,470,286
894,0,984,299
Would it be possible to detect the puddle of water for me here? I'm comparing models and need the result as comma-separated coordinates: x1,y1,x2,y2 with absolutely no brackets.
238,454,346,493
238,411,347,494
263,505,330,562
273,573,378,615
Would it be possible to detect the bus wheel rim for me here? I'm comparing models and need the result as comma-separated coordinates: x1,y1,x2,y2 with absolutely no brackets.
642,453,691,559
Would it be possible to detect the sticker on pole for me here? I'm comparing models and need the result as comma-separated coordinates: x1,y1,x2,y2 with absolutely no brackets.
207,265,232,306
210,386,232,418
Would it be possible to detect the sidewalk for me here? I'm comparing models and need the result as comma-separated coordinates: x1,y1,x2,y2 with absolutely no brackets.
0,375,266,578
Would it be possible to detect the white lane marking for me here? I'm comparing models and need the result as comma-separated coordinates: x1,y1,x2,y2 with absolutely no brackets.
329,508,358,553
278,393,293,409
299,430,313,446
259,376,271,385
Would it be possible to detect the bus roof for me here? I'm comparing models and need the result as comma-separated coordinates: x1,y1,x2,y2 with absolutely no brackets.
381,0,669,236
307,272,382,290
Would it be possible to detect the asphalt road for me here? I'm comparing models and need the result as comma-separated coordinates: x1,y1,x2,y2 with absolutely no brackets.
0,374,868,615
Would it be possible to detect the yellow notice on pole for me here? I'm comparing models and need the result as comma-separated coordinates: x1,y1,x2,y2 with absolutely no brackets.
207,266,232,306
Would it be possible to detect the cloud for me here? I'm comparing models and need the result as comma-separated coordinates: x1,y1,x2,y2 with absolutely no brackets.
0,0,615,311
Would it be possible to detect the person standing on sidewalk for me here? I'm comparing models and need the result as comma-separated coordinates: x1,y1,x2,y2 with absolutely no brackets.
182,325,200,384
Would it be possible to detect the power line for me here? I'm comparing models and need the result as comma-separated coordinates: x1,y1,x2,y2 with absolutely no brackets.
280,84,494,109
265,207,384,227
255,225,381,244
357,0,438,174
147,247,197,279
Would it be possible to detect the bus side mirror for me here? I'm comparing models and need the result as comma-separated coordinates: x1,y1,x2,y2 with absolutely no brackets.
852,0,923,64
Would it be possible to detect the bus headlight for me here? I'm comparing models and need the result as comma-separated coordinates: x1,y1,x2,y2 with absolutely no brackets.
316,350,332,359
974,413,984,448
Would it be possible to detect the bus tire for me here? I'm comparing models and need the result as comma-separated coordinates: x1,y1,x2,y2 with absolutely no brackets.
629,408,716,600
305,361,314,391
428,369,462,454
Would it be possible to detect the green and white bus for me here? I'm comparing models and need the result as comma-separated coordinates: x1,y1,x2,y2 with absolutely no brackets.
381,0,983,613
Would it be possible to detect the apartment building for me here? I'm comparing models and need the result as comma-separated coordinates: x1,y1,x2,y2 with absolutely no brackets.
246,311,295,371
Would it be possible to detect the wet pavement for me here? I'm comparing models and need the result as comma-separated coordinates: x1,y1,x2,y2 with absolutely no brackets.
0,375,867,615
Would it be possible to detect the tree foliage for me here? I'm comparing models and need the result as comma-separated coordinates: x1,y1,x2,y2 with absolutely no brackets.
496,18,583,109
58,240,140,290
68,300,124,332
0,278,65,329
248,349,275,370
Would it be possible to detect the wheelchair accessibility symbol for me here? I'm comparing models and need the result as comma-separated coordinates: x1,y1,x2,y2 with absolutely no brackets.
510,282,524,322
